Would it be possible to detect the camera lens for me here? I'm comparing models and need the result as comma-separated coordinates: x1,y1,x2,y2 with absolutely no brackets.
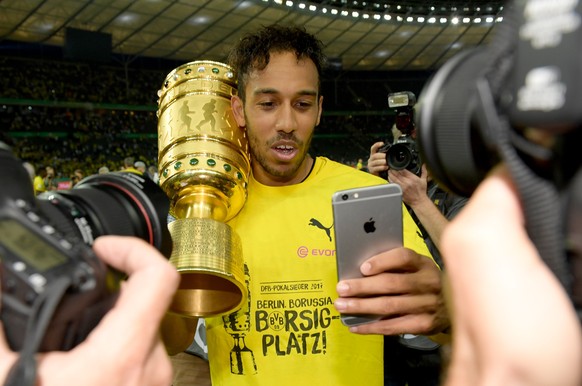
387,144,412,170
37,172,172,258
341,194,349,201
0,146,173,353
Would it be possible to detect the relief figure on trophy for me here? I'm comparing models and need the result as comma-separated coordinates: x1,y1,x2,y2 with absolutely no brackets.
196,99,218,132
178,100,192,131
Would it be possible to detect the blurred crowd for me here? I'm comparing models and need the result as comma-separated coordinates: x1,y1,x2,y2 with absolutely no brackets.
0,56,165,105
1,55,397,186
3,105,158,179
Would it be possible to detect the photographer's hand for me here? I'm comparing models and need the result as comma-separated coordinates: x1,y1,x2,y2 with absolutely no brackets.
0,236,180,386
367,141,389,177
442,166,582,386
388,165,428,206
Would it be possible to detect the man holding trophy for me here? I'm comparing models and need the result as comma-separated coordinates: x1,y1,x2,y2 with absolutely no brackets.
161,24,448,386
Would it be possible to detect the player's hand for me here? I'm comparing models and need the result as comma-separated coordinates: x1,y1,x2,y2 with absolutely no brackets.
335,248,448,335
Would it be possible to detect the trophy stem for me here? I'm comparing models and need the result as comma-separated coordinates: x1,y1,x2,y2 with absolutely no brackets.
173,187,228,221
168,218,245,317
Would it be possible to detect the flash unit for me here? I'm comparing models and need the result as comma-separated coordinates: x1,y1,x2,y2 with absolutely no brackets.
388,91,416,108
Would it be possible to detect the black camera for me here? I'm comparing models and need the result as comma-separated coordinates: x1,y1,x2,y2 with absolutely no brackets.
415,0,582,321
379,91,421,175
0,142,172,352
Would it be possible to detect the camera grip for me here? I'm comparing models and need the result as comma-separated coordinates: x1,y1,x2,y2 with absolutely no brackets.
1,269,119,352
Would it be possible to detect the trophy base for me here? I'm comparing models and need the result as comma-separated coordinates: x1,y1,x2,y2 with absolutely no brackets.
168,218,245,317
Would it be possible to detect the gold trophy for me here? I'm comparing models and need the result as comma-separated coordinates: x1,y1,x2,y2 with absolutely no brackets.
157,61,250,317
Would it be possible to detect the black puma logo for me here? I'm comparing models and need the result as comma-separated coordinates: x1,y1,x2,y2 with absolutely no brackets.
309,218,333,242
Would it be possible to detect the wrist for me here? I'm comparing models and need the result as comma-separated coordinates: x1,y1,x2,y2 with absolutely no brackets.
407,194,432,211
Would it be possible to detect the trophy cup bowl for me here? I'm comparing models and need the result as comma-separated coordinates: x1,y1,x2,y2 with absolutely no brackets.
157,61,250,317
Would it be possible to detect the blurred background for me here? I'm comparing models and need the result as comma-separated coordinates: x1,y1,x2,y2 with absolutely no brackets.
0,0,506,184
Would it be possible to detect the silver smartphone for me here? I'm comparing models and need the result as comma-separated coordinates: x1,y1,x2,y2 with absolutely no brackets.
332,183,403,327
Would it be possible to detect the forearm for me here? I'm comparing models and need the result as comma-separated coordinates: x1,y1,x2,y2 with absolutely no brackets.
409,196,450,252
160,313,198,356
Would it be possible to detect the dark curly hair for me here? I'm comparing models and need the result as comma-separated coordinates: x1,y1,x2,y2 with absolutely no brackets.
227,24,327,102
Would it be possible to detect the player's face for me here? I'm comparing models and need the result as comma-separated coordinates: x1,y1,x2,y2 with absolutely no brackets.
232,51,323,186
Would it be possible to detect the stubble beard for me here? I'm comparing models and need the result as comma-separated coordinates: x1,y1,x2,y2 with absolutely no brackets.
248,129,313,180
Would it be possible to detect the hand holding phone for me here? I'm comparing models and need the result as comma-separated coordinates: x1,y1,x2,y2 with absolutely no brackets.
332,184,403,327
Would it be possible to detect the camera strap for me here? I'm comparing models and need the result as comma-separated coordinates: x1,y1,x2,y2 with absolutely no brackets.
475,78,573,296
481,1,575,304
4,276,73,386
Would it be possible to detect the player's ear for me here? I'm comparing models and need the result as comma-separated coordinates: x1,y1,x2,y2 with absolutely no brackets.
231,96,246,127
315,95,323,126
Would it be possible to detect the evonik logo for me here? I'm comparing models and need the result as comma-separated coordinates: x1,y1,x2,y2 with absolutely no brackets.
296,245,336,258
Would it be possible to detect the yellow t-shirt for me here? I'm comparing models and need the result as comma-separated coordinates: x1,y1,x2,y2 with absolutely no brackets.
206,157,432,386
33,175,46,195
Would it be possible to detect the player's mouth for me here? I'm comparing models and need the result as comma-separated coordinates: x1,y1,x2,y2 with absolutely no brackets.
271,142,298,161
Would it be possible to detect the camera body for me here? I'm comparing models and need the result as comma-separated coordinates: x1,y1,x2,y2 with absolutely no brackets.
0,142,172,351
0,196,117,352
379,91,421,175
382,134,422,176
